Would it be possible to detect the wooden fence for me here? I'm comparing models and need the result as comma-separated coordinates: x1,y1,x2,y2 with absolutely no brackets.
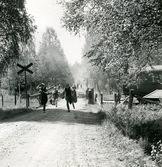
0,94,39,109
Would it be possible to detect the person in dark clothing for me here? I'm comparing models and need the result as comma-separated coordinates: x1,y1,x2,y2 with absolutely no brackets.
63,84,74,112
36,83,43,107
50,87,59,107
86,88,89,99
53,87,59,100
36,83,52,112
71,85,77,103
38,83,48,113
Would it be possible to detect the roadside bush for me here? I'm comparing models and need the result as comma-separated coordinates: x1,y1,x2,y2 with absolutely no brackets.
102,118,157,167
97,110,107,121
151,140,162,166
102,103,162,163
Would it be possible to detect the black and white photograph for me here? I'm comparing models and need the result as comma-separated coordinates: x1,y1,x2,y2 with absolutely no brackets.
0,0,162,166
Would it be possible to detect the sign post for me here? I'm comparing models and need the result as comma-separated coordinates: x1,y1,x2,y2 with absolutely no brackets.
17,63,33,108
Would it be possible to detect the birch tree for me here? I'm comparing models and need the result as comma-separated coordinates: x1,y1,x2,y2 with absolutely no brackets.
0,0,36,74
61,0,162,80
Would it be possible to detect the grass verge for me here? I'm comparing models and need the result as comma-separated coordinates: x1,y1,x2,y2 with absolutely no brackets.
101,119,157,167
101,103,162,166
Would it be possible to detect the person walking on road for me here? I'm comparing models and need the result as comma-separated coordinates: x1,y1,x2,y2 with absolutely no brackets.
62,84,75,112
50,87,59,107
38,83,48,113
71,85,77,108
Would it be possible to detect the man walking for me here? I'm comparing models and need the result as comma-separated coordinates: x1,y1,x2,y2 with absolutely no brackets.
63,84,74,112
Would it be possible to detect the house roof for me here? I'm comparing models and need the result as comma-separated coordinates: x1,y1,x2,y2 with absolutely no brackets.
143,89,162,99
144,65,162,72
129,65,162,73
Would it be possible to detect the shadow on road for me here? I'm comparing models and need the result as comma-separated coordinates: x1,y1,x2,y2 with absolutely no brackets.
0,108,106,126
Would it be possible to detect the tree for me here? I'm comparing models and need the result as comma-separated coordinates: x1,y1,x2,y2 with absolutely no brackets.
36,27,74,87
4,39,37,94
80,30,122,93
70,55,111,93
0,0,36,74
61,0,162,83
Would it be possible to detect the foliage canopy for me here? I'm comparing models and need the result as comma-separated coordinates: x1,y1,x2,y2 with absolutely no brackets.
61,0,162,76
0,0,36,74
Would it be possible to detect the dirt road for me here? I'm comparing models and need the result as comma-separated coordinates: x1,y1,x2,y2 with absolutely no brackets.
0,98,128,167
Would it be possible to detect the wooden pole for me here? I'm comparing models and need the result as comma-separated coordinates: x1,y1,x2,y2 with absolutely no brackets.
15,93,17,105
101,93,103,105
91,88,94,104
128,89,134,109
2,95,3,107
27,94,30,107
114,93,118,107
25,71,28,108
19,82,21,98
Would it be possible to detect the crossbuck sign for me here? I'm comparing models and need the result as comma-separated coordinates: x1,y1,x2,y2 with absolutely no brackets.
17,63,33,75
17,63,33,108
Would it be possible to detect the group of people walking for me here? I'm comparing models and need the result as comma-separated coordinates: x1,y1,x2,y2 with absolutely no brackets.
35,83,77,113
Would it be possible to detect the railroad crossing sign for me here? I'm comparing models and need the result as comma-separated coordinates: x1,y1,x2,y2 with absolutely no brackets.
17,63,33,75
17,63,33,108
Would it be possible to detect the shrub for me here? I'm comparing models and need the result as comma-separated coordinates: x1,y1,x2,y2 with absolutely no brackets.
103,103,162,155
151,140,162,166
